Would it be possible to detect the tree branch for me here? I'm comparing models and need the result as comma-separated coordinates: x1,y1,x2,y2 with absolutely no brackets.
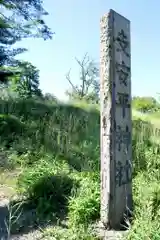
65,69,78,93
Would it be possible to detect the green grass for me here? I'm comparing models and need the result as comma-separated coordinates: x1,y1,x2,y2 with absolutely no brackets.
0,98,160,239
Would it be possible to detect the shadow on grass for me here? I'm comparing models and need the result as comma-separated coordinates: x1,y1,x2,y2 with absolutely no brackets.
0,200,68,239
0,98,100,172
0,174,79,238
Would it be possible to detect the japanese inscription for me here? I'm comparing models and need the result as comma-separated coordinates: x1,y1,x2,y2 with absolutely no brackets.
116,29,130,57
100,10,132,228
114,123,131,152
116,61,130,86
115,160,132,187
116,92,130,118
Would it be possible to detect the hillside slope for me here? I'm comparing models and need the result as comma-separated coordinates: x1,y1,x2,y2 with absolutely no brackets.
0,98,160,239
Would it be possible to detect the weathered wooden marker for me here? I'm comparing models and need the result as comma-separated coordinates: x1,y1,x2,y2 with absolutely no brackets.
100,9,132,229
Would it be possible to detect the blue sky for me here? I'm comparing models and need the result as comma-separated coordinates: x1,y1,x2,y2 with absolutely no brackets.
15,0,160,101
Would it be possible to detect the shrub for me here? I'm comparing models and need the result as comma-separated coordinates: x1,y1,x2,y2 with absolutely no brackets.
0,114,25,146
17,160,79,219
68,174,100,228
132,96,159,113
127,173,160,239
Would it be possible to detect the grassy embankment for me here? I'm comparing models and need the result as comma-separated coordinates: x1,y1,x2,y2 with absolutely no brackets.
0,98,160,239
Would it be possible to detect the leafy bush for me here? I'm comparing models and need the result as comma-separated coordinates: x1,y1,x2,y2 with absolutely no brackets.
17,160,79,219
0,114,25,145
132,96,159,113
128,172,160,239
68,174,100,228
127,119,160,239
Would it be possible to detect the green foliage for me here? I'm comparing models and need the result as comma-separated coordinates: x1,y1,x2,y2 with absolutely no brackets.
127,118,160,239
0,114,25,145
42,225,99,240
43,93,58,103
127,173,160,239
17,160,79,219
132,96,159,113
0,0,53,43
9,61,42,98
0,97,160,238
68,174,100,228
0,0,53,97
0,99,99,169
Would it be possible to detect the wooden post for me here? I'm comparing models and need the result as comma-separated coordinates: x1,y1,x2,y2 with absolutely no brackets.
100,9,132,229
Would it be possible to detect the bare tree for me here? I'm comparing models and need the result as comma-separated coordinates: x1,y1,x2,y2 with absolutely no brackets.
65,53,99,102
